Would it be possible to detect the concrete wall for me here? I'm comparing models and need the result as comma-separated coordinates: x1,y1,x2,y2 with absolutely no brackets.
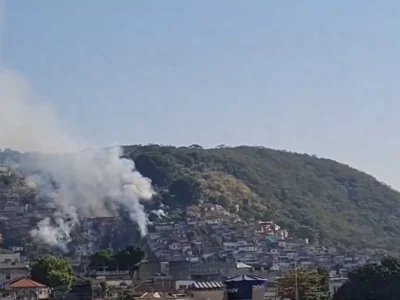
252,286,265,300
0,253,20,263
192,290,224,300
106,279,133,287
221,266,251,279
175,280,195,290
0,267,28,282
190,262,221,281
264,283,279,300
191,274,222,282
0,288,50,300
169,261,191,280
137,261,161,280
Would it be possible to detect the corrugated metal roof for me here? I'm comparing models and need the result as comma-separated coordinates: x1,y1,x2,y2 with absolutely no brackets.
192,281,223,290
236,262,252,269
225,274,267,282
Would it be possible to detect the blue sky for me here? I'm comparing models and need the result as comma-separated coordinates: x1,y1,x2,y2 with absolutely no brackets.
2,1,400,187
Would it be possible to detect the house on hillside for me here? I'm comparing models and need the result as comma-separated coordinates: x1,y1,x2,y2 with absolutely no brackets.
0,166,10,177
0,277,50,300
0,254,20,263
0,261,29,282
0,253,29,282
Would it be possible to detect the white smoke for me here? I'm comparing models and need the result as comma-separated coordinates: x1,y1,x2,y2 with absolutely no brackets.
31,217,73,252
151,209,167,219
0,68,85,153
0,19,154,250
24,148,153,242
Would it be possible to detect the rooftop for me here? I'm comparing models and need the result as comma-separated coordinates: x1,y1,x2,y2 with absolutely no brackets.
6,277,46,288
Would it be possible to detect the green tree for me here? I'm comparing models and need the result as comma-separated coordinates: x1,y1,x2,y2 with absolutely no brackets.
316,268,331,300
89,246,145,278
333,257,400,300
89,249,114,268
134,154,169,186
30,256,75,291
278,267,330,300
114,246,145,278
168,178,200,205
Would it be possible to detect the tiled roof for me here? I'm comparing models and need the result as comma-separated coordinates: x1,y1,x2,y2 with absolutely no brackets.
9,278,46,288
2,276,25,286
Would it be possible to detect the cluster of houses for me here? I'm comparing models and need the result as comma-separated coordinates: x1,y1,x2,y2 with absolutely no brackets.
0,165,48,252
147,204,384,278
0,252,49,300
0,164,389,299
0,249,352,300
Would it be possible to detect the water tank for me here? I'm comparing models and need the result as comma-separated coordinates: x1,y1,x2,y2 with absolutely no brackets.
225,274,267,300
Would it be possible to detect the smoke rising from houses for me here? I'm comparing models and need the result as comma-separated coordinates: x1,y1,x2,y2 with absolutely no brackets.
0,59,154,251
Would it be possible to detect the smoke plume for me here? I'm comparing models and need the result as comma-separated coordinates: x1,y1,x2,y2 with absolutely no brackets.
0,49,154,250
151,209,167,219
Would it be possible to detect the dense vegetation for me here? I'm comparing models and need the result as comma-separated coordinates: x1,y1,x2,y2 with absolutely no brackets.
30,256,75,290
334,257,400,300
89,246,145,278
278,257,400,300
124,144,400,252
278,267,330,300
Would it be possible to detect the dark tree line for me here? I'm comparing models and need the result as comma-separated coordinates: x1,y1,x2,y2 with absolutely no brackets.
89,245,145,278
334,257,400,300
278,258,400,300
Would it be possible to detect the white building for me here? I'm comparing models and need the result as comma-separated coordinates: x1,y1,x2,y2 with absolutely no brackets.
329,277,347,295
0,166,10,176
0,253,20,263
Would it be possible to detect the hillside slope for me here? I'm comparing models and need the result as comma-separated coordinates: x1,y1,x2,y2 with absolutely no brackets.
124,144,400,252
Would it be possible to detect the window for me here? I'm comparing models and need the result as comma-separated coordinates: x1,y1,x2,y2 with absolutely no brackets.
5,272,10,280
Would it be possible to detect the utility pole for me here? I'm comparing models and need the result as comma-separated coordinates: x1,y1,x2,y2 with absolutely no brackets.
295,252,299,300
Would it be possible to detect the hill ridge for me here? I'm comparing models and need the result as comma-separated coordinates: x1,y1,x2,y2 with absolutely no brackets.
124,144,400,252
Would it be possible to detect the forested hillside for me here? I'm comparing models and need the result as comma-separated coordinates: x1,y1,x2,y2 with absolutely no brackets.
124,144,400,252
